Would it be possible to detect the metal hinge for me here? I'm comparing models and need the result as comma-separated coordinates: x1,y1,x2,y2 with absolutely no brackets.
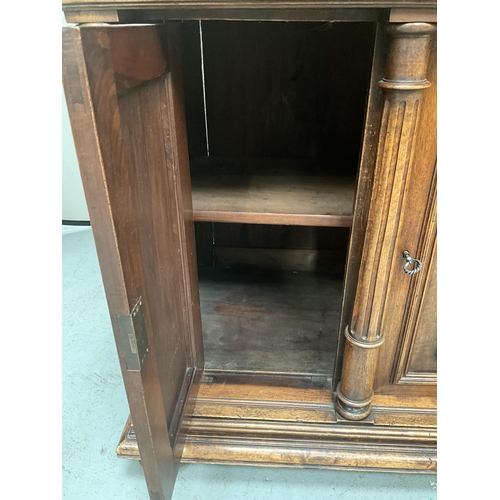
118,297,149,371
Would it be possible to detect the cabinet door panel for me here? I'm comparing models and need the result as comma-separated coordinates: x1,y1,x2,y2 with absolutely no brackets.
63,24,203,500
392,185,437,385
407,245,437,377
373,32,437,394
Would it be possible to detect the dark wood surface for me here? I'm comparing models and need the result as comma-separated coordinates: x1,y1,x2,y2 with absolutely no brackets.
198,268,343,374
389,169,437,384
63,0,437,5
213,224,349,273
191,157,356,226
164,23,206,380
107,26,168,93
201,21,374,164
186,371,436,470
118,60,193,442
194,222,215,268
335,22,390,388
63,6,436,24
213,248,348,274
195,222,350,274
117,23,206,453
62,5,438,491
63,26,176,500
118,75,202,445
389,7,437,22
211,223,351,251
405,239,437,378
335,22,437,420
62,0,438,20
117,370,436,471
375,32,437,391
179,22,208,159
63,23,206,500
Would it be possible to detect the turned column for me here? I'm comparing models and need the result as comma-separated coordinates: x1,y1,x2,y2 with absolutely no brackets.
335,23,436,420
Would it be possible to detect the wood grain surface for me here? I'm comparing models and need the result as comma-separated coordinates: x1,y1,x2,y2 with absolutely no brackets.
63,26,177,500
375,32,437,390
63,7,438,488
198,268,343,374
335,22,436,420
117,371,436,471
201,22,373,163
191,157,356,226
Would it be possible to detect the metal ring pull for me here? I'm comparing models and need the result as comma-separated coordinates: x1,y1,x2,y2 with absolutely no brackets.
402,250,423,275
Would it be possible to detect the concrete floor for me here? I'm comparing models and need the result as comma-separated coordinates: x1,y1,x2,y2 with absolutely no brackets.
62,227,437,499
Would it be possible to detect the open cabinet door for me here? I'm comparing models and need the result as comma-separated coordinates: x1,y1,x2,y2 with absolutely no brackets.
62,23,204,500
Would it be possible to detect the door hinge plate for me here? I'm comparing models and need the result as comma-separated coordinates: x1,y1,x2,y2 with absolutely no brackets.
118,297,149,371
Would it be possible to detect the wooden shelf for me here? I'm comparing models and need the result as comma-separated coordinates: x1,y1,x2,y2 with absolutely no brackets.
190,157,356,227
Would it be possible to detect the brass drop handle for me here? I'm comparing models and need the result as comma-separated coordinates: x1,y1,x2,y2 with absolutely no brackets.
402,250,423,275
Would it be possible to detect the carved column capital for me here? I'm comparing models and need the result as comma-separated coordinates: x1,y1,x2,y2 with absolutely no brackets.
380,22,436,91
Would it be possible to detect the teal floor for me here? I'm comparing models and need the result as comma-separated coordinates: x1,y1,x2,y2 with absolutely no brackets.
62,227,437,499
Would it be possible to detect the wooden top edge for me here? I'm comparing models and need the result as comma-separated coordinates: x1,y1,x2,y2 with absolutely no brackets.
62,0,438,12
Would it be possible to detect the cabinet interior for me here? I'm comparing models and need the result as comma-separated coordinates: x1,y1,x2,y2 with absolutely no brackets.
179,20,375,376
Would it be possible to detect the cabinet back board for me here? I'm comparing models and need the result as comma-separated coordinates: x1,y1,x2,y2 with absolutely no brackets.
181,21,375,167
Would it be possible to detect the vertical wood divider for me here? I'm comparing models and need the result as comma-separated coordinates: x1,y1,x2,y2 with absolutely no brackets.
335,22,436,420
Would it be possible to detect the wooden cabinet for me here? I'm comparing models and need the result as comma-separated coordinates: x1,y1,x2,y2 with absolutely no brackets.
62,2,437,499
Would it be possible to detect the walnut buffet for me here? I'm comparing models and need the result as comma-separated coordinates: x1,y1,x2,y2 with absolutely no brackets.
62,1,437,498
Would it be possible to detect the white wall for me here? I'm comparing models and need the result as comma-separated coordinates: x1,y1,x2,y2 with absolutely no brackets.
62,13,89,222
62,91,90,222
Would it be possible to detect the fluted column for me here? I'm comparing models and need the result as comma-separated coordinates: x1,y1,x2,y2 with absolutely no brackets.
335,23,436,420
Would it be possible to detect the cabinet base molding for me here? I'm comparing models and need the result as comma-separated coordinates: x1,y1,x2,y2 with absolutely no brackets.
117,371,436,473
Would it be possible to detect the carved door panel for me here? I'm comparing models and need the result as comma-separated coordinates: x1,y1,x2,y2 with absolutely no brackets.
395,227,437,384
